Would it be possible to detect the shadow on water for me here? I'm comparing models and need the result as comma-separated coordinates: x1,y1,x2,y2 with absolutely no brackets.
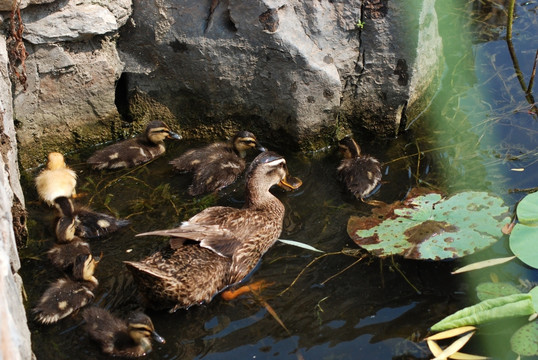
19,0,538,359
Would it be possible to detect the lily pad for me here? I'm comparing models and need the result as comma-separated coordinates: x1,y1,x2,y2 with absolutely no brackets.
510,321,538,356
509,224,538,268
509,192,538,269
516,191,538,226
347,189,511,260
476,282,521,301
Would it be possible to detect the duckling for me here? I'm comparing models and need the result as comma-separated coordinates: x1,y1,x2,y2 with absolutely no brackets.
87,120,181,170
82,307,165,357
125,151,301,312
55,196,130,239
33,253,99,324
47,239,91,273
35,152,77,206
169,130,266,196
54,213,81,243
336,136,382,202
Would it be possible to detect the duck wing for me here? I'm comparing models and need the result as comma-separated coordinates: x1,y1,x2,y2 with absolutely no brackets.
169,143,224,172
189,152,245,195
137,206,244,256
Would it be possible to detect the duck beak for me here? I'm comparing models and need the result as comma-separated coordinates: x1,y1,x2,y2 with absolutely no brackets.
167,131,182,140
278,174,302,190
255,141,267,152
151,330,166,344
93,251,104,264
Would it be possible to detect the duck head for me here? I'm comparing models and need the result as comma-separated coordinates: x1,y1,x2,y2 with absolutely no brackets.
145,121,182,144
127,312,165,354
338,136,361,159
232,131,266,158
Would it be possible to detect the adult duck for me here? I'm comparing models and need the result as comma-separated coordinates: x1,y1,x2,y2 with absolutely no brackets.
125,151,301,312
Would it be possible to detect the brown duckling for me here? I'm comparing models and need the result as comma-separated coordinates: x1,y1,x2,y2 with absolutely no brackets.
55,196,130,239
87,120,181,170
82,307,165,357
35,152,77,206
33,253,99,324
47,239,91,273
125,151,301,312
169,130,266,196
336,136,382,202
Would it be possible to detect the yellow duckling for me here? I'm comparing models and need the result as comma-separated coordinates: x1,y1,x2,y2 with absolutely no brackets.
125,151,301,312
336,136,382,202
169,130,266,195
87,120,181,170
33,253,99,324
82,307,165,357
35,152,77,206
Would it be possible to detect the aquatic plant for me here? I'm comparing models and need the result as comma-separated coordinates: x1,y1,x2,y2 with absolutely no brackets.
509,191,538,269
347,188,511,260
428,283,538,357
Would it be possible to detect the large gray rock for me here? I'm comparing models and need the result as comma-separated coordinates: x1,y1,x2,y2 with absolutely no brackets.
13,36,125,168
22,0,132,44
119,0,442,143
0,34,33,360
0,0,55,12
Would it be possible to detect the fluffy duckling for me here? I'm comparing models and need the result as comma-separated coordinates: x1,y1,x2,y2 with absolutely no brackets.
35,152,77,206
169,130,266,196
54,213,81,243
55,196,130,239
47,239,91,273
33,253,99,324
336,136,382,202
126,151,302,312
83,307,165,357
87,120,181,170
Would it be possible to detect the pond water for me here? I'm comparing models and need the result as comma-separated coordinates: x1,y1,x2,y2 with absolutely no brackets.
19,0,537,359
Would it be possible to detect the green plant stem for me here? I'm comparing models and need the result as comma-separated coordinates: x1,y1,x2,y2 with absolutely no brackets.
506,0,515,41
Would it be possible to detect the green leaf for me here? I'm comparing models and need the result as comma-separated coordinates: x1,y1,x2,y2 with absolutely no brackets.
516,192,538,226
476,282,521,301
431,294,535,331
278,239,324,253
509,223,538,268
529,287,538,312
348,190,510,260
510,321,538,356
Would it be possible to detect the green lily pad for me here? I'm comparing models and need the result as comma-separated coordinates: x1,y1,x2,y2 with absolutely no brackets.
347,189,511,260
516,191,538,226
476,282,521,301
509,224,538,268
510,321,538,356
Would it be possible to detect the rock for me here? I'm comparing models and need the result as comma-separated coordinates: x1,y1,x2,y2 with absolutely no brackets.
13,37,125,168
0,34,33,360
0,0,55,12
118,0,443,145
22,0,131,44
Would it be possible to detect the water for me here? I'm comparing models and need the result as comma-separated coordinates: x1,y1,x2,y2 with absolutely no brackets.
19,0,538,359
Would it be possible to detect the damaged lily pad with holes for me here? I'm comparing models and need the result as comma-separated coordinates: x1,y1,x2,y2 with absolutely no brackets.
347,189,511,260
